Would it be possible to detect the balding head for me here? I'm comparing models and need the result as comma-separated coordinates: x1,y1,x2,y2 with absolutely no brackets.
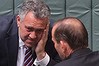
52,17,88,50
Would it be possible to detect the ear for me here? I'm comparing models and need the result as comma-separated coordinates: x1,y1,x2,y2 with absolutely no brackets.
16,15,21,27
60,40,72,53
60,40,73,58
60,40,67,53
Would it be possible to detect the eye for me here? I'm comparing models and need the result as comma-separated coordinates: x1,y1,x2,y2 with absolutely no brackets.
25,26,33,32
26,29,32,32
35,29,44,33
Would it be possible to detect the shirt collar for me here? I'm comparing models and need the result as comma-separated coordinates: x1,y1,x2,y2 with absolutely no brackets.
19,37,25,48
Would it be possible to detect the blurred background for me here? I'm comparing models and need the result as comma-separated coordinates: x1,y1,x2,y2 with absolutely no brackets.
0,0,99,51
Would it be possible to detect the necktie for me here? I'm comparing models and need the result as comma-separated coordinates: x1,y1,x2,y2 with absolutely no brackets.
24,47,33,66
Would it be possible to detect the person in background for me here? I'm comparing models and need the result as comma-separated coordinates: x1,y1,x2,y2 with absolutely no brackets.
51,17,99,66
0,0,60,66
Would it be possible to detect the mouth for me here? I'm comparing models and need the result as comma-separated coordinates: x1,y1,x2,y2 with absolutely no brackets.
26,40,34,44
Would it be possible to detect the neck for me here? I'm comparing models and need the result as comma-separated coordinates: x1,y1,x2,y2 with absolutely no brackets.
64,48,73,60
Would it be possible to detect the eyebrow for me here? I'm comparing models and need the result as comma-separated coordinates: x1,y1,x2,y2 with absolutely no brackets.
25,25,33,29
25,25,45,30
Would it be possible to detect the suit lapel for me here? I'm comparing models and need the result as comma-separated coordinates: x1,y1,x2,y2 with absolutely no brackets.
7,34,19,66
6,17,19,66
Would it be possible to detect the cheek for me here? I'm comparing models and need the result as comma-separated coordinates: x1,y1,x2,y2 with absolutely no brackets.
19,27,27,35
54,44,60,52
36,33,43,40
55,44,65,59
55,45,62,57
21,30,30,36
20,30,30,40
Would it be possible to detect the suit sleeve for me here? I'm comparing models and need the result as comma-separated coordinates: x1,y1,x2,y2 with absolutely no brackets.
47,58,57,66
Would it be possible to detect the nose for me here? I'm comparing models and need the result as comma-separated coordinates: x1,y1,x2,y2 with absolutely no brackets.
29,31,36,39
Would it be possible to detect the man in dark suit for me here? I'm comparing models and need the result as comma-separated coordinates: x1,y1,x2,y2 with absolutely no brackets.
0,0,60,66
51,17,99,66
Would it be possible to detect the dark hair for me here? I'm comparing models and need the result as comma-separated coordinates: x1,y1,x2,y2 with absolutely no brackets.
54,17,88,50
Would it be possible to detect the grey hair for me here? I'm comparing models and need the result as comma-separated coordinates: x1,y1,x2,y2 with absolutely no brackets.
18,0,50,21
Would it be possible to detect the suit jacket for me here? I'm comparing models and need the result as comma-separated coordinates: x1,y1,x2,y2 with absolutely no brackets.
0,15,60,66
54,48,99,66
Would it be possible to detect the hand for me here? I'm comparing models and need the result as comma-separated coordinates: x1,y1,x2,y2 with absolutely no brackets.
35,23,49,60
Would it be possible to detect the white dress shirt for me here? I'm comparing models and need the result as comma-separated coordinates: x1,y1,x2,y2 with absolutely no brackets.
17,37,50,66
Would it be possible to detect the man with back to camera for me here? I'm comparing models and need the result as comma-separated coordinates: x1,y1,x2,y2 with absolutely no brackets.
51,17,99,66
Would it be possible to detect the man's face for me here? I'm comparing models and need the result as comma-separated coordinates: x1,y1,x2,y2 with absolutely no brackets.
17,12,48,48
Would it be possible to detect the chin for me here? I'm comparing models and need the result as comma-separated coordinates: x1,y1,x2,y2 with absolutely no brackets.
26,44,32,48
24,42,32,47
26,42,37,48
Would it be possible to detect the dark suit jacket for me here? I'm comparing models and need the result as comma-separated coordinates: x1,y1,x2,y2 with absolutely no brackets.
0,15,60,66
54,48,99,66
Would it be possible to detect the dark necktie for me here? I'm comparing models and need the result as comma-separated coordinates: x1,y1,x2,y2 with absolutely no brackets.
24,47,33,66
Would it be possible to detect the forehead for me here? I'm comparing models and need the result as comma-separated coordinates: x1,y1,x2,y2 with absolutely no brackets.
52,24,59,36
23,12,48,27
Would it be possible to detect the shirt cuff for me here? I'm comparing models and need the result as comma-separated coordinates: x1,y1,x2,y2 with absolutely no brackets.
34,53,50,66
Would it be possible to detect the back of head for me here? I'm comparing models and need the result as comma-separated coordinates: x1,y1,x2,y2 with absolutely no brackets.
18,0,50,20
54,17,88,50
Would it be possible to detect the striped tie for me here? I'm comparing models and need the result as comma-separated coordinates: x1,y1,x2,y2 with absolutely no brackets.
24,47,33,66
